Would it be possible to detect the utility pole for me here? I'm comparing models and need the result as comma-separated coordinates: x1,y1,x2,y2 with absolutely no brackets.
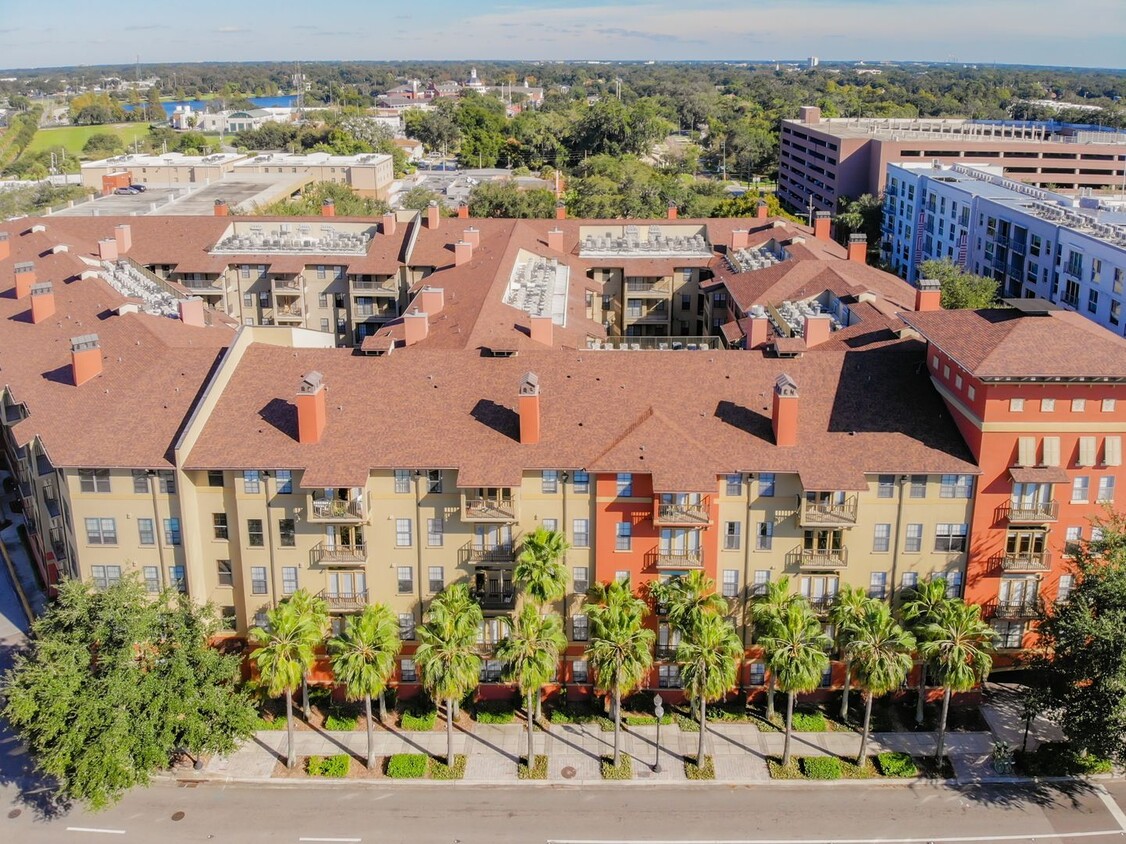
721,140,727,181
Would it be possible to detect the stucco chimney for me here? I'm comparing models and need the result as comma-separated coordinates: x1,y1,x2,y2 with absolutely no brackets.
772,374,798,447
14,262,36,299
798,106,821,124
457,202,469,219
847,234,867,264
915,277,942,312
519,372,541,444
295,371,326,445
547,228,564,252
813,211,831,242
213,199,229,216
747,315,770,350
454,240,473,266
71,334,102,387
178,296,206,327
30,282,54,324
403,309,429,345
757,200,769,220
731,229,749,251
418,286,444,316
321,198,335,217
426,200,441,229
803,314,831,348
97,238,118,262
530,315,553,346
464,227,480,248
382,211,397,236
0,232,9,262
666,203,678,220
555,201,567,220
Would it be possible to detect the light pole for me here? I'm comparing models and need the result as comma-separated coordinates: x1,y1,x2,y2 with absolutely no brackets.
652,693,664,773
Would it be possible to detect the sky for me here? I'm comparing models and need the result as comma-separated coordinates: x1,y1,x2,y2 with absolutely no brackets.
1,0,1124,71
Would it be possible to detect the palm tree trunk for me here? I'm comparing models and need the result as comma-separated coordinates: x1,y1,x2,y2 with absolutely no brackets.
446,696,455,765
858,692,873,764
285,692,296,769
766,675,776,721
915,662,927,725
697,698,707,765
535,693,542,722
782,691,795,767
364,694,374,769
378,691,387,722
839,663,851,721
612,687,622,767
527,688,536,766
935,686,951,761
302,677,310,720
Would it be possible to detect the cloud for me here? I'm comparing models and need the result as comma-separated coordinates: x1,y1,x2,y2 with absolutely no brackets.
214,26,247,34
123,25,168,32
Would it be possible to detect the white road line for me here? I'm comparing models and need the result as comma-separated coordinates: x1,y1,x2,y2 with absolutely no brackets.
298,838,361,843
547,832,1126,844
1098,784,1126,831
65,828,126,835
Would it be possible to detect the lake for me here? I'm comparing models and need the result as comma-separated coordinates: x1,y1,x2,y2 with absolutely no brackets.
124,96,299,115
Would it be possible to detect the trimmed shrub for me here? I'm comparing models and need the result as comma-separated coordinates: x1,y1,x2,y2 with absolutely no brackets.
474,701,516,724
876,751,919,778
324,713,358,731
1016,743,1113,777
791,710,827,732
801,756,842,780
400,707,437,731
255,715,287,731
428,754,467,780
624,714,673,726
518,754,548,779
306,754,351,777
684,755,715,780
386,754,428,778
600,755,633,780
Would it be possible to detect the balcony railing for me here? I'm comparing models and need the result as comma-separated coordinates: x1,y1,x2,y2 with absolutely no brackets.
1006,500,1059,523
274,305,304,321
459,536,521,565
308,496,366,522
472,586,516,611
787,545,849,570
273,277,302,291
654,644,679,659
798,495,858,527
805,594,837,612
311,541,367,565
987,598,1041,619
1001,551,1051,572
653,495,711,527
624,279,668,295
318,589,368,612
462,493,518,522
625,304,669,322
647,548,705,571
181,277,221,290
351,277,399,294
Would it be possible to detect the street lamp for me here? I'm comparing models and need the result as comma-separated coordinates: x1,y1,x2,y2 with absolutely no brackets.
652,693,664,773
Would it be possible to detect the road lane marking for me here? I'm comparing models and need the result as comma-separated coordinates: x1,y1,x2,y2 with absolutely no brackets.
548,832,1126,844
298,838,361,843
65,828,126,835
1098,784,1126,830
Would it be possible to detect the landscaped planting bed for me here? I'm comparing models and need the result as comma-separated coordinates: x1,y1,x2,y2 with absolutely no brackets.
1015,743,1112,777
600,755,633,780
399,706,438,731
306,754,351,777
473,701,516,724
428,754,467,780
684,755,715,780
386,753,428,778
767,754,941,780
518,755,548,779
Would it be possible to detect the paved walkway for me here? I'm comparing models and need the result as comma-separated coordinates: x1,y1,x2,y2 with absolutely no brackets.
0,469,49,620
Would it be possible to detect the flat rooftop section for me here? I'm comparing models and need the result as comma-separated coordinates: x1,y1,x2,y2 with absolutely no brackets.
81,152,247,169
578,223,712,258
50,186,185,216
50,174,310,217
503,249,569,327
233,151,392,168
789,116,1126,146
211,218,376,255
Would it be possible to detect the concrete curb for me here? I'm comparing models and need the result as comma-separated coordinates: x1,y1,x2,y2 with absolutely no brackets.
0,527,34,624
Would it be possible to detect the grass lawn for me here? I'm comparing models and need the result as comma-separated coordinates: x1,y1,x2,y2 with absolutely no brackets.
26,123,152,157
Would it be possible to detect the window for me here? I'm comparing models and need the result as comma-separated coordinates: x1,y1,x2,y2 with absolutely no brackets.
171,567,188,593
873,523,891,553
726,474,743,497
275,470,293,494
572,518,589,548
1042,398,1055,412
426,469,442,493
905,523,923,553
616,473,633,497
394,469,411,494
250,566,268,595
658,664,681,689
1088,289,1099,314
1065,525,1082,554
722,569,739,598
427,517,443,547
573,470,590,493
157,471,175,494
143,566,160,593
724,521,741,550
1057,574,1075,602
572,614,589,641
945,571,963,598
1104,399,1117,413
1072,476,1090,503
573,566,589,594
868,571,888,600
217,559,233,587
395,518,412,547
1010,398,1025,413
910,476,927,498
243,470,261,494
397,566,413,594
541,470,558,494
992,621,1023,649
572,659,589,683
137,518,155,546
755,521,773,550
207,470,224,487
428,566,444,593
209,512,229,540
79,469,111,493
85,517,117,545
281,564,299,598
901,571,919,590
615,570,629,584
132,469,150,493
247,519,264,547
1097,476,1115,504
398,613,415,641
480,660,504,683
877,475,895,498
939,474,973,498
820,665,834,688
90,565,122,590
749,663,766,686
752,569,770,597
278,518,295,547
400,659,417,682
758,473,776,497
543,518,558,533
1073,398,1086,413
616,521,632,551
935,523,968,553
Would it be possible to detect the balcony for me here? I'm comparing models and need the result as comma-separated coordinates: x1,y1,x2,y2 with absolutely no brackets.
625,304,669,323
461,492,518,523
459,535,521,565
805,594,837,612
987,598,1041,620
1006,500,1059,524
798,495,858,527
653,495,711,527
181,277,222,290
273,277,303,292
274,305,305,323
647,548,705,571
654,643,679,659
307,494,366,523
787,545,849,571
351,277,399,295
1002,551,1052,572
319,589,368,612
472,567,516,611
311,541,367,565
624,279,669,296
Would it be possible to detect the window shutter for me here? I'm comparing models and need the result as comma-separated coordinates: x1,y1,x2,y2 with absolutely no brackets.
1077,437,1097,468
1041,437,1061,467
1017,437,1036,467
1105,436,1123,467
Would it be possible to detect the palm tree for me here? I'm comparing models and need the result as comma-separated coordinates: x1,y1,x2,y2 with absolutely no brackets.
750,575,798,721
328,603,402,769
286,589,330,719
415,583,483,764
586,579,654,766
652,570,728,636
250,602,317,768
676,612,742,764
515,526,569,607
496,604,567,766
761,601,831,767
920,601,995,761
828,585,870,721
902,577,952,725
846,601,916,762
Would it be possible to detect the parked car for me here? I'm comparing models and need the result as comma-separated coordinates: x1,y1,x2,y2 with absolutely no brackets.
114,186,140,195
130,184,146,192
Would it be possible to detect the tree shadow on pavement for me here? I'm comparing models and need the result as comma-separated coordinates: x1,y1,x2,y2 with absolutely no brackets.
955,777,1098,810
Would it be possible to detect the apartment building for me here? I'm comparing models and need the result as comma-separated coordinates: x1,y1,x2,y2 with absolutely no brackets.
778,105,1126,216
883,162,1126,338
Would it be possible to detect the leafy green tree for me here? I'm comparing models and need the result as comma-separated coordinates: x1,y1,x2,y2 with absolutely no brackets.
751,575,799,720
586,579,655,766
920,602,995,760
496,604,567,765
415,583,483,764
515,525,569,607
676,612,742,763
901,577,952,725
1032,513,1126,765
329,604,402,768
834,194,884,259
919,258,1000,310
846,602,916,761
828,585,869,720
468,180,556,218
285,589,329,718
258,181,390,217
82,132,125,156
145,86,165,122
761,600,831,767
250,602,317,768
2,576,255,810
400,186,445,214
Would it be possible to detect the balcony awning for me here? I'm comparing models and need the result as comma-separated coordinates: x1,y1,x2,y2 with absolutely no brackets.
1009,466,1069,484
